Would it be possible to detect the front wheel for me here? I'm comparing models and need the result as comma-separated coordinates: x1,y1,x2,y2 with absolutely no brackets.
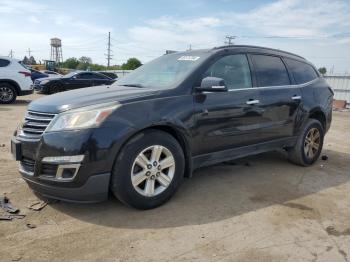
288,119,324,166
111,130,185,209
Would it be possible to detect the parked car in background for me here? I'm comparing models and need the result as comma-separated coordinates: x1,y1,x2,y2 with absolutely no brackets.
30,69,49,82
33,71,115,94
0,57,33,103
12,45,333,209
41,70,62,76
95,71,118,79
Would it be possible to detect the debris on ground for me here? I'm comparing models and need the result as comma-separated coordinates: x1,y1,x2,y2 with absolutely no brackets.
26,223,36,229
0,195,19,213
0,213,25,220
0,144,5,147
28,200,48,211
322,155,328,161
0,196,26,221
11,256,22,261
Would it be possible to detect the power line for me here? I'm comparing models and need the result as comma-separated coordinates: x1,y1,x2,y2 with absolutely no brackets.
8,49,14,58
27,48,32,57
225,35,236,45
105,32,113,68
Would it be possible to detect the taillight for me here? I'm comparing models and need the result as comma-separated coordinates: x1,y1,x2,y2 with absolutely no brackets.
18,71,31,77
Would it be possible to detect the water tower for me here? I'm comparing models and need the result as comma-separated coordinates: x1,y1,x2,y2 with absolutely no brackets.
50,38,63,63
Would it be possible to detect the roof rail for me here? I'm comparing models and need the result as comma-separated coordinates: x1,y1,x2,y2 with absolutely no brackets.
212,45,305,59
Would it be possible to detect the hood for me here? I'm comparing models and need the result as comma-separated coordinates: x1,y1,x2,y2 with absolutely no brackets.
28,85,158,113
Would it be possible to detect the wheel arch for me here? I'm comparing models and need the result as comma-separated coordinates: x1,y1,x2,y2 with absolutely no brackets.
308,108,326,131
0,79,20,95
115,124,193,179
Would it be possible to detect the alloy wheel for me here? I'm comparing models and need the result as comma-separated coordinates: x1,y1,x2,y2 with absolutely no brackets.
131,145,175,197
304,127,321,159
0,86,14,102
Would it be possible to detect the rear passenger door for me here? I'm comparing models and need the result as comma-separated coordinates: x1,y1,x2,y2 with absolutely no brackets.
249,54,302,139
91,73,110,86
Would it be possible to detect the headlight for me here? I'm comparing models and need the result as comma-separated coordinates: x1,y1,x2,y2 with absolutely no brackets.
46,103,120,132
40,79,50,85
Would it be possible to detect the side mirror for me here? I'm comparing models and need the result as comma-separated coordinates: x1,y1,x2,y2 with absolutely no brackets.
196,77,227,92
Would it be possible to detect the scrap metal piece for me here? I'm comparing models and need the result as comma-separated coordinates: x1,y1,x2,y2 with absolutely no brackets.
28,201,48,211
0,196,19,214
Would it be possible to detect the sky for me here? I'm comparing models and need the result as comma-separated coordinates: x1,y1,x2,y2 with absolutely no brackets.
0,0,349,73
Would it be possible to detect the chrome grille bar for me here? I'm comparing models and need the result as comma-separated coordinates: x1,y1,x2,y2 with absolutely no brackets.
20,110,56,139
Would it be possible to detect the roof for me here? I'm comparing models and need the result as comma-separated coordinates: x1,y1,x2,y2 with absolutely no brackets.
212,45,305,60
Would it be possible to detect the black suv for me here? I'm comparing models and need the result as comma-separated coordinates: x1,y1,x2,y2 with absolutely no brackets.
11,45,333,209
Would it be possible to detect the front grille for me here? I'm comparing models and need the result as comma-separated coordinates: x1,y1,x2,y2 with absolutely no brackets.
20,157,35,173
20,111,56,139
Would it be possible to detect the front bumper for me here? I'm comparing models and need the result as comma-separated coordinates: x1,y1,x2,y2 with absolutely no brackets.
32,84,46,92
22,172,110,203
11,127,126,203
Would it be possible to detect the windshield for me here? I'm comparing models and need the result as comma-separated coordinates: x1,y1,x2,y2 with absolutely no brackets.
115,51,210,89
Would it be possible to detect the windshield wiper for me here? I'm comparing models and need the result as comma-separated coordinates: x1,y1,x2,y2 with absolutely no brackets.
119,84,145,88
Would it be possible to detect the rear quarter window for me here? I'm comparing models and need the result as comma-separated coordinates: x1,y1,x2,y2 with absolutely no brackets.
284,58,318,84
0,59,10,67
251,54,290,87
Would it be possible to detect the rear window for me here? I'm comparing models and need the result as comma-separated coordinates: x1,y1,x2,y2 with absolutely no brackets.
0,59,10,67
251,54,290,87
284,58,318,84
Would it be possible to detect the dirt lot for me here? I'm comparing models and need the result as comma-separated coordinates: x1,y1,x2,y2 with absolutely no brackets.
0,93,350,262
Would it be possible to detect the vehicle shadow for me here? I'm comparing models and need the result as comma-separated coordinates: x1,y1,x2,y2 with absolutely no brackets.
52,149,350,229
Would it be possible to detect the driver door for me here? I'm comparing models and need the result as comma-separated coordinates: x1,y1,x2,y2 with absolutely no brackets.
192,54,263,156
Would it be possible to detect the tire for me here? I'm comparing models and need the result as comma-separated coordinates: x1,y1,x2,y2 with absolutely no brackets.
288,119,324,166
111,130,185,210
0,83,17,104
48,83,62,94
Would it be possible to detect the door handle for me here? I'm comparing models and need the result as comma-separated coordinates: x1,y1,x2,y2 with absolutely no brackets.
246,99,260,105
291,95,301,100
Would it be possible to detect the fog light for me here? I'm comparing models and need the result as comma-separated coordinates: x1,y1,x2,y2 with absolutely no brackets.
56,164,81,181
42,155,84,164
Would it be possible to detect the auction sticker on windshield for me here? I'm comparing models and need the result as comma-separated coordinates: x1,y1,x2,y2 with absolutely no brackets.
178,56,200,61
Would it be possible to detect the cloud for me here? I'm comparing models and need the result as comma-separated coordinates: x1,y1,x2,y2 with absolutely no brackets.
225,0,350,37
52,15,112,35
28,16,40,24
0,0,46,14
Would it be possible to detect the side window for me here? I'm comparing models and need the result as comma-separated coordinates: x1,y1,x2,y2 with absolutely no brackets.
251,54,290,87
284,58,318,84
204,54,252,90
92,73,107,79
0,59,10,67
76,73,92,79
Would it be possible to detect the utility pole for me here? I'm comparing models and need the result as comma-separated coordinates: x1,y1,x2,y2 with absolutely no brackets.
105,32,113,68
27,48,32,57
225,35,236,45
8,49,14,58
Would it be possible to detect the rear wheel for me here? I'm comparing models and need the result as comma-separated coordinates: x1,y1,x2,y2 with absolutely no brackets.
111,130,185,209
288,119,324,166
0,83,17,104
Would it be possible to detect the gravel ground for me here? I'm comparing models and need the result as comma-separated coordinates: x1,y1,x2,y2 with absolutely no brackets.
0,93,350,262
